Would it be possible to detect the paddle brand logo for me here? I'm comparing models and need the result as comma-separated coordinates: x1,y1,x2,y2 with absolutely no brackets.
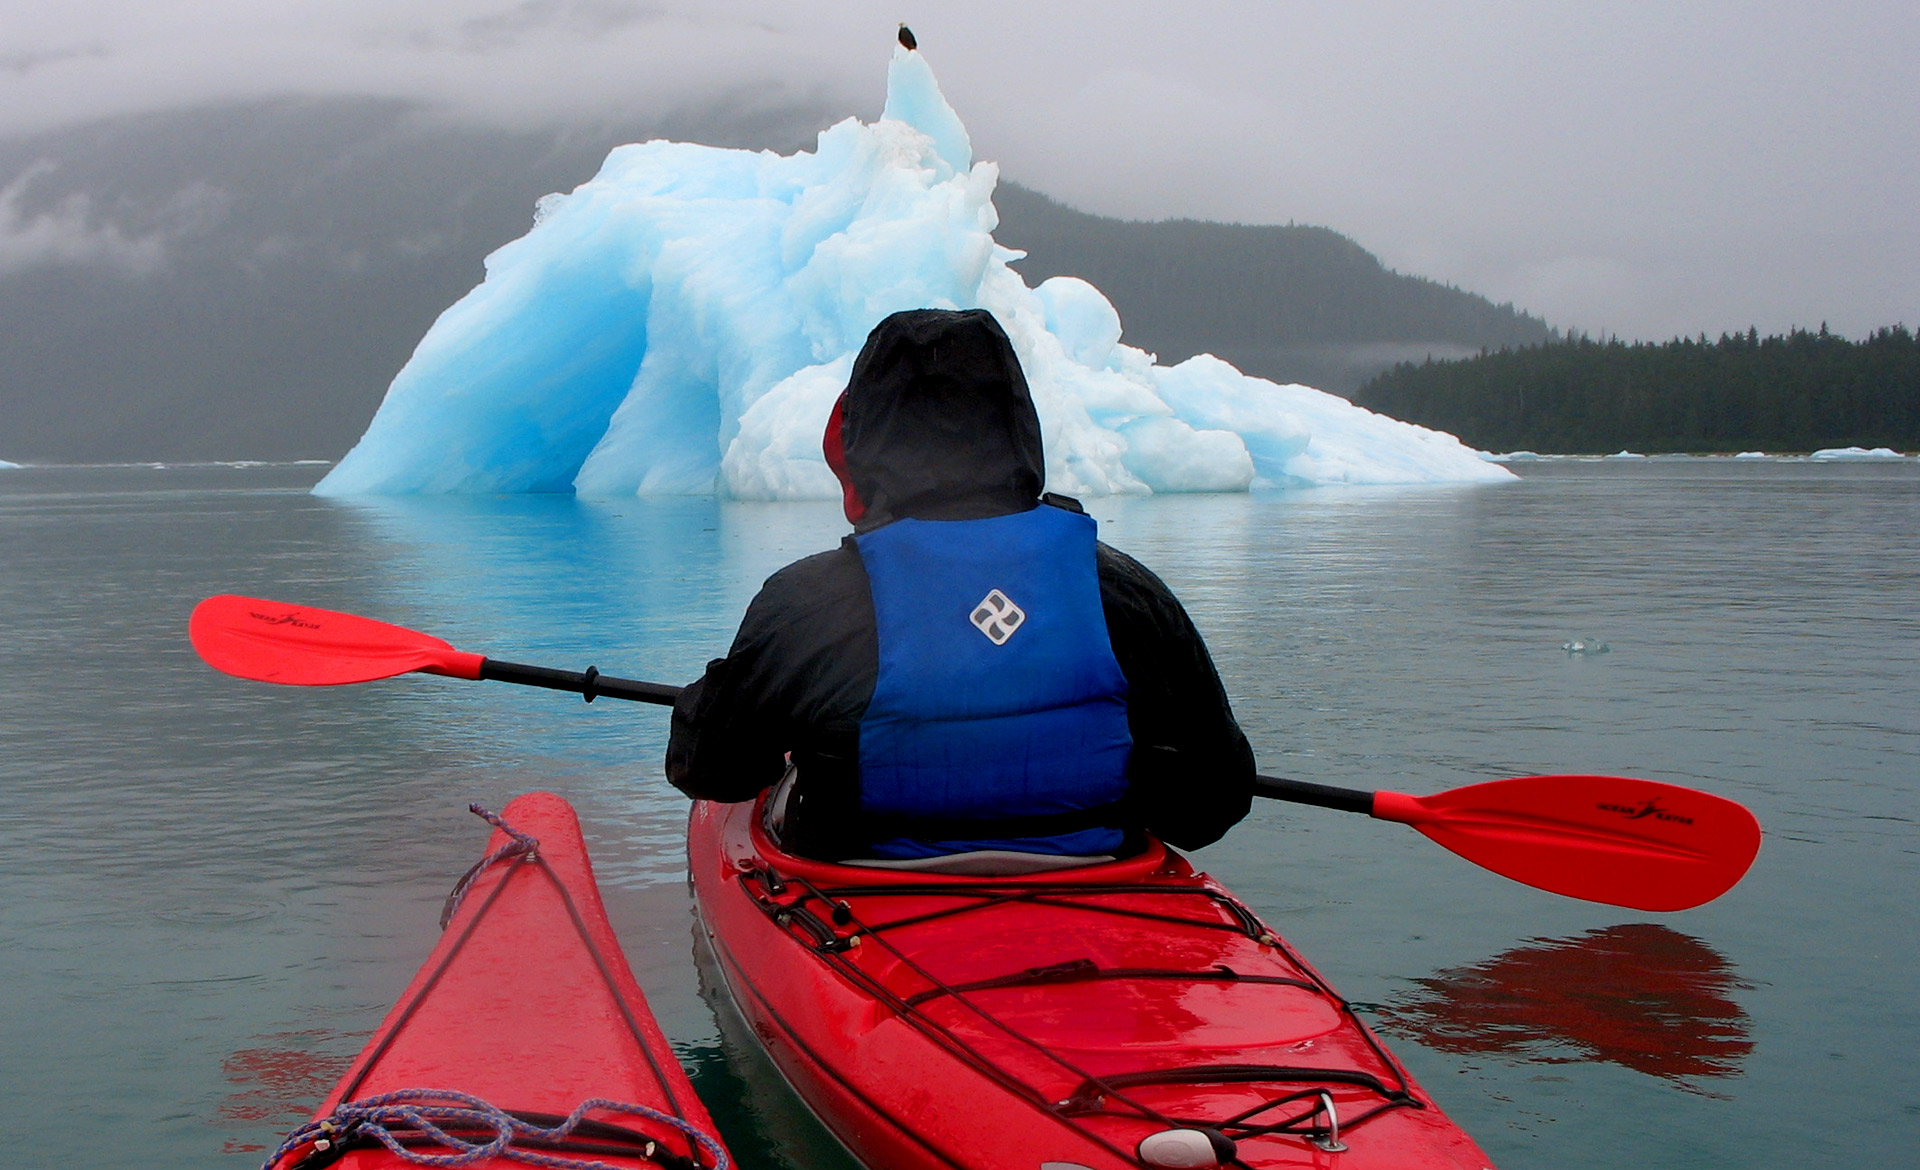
249,609,321,630
1596,798,1695,826
969,589,1025,645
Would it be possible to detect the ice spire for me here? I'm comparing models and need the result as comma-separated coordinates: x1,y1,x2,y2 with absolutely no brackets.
880,45,972,176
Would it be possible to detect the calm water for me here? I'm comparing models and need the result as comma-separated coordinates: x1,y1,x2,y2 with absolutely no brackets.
1,459,1915,1169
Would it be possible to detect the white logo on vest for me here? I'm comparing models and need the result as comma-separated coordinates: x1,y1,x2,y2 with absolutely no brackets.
969,589,1026,645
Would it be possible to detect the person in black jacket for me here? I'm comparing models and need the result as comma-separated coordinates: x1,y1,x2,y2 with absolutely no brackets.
667,308,1253,862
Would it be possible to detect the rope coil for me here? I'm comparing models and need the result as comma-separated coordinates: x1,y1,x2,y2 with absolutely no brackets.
263,1088,730,1170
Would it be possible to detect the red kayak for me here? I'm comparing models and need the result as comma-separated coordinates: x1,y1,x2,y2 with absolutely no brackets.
690,794,1496,1170
265,792,731,1170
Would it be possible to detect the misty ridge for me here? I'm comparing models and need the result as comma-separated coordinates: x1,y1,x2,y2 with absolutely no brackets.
0,99,1552,464
0,98,832,464
993,184,1551,394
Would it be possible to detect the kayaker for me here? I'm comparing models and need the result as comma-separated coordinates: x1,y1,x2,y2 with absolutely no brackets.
667,308,1254,863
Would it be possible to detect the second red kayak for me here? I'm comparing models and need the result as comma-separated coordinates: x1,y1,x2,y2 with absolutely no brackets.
690,793,1496,1170
264,791,731,1170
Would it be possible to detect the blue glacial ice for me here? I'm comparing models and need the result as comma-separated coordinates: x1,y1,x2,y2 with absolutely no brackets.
316,49,1511,498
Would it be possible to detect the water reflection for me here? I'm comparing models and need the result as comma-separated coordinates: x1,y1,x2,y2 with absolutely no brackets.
323,493,735,666
1378,924,1752,1083
216,1029,356,1151
322,494,854,683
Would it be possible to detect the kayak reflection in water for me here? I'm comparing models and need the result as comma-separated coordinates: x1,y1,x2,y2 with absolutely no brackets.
667,309,1255,864
217,1030,356,1152
1376,923,1753,1085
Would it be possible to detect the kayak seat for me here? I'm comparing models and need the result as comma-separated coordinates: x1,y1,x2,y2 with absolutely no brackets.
763,766,1117,875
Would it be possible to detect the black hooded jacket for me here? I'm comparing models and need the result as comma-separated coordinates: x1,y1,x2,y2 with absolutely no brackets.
666,309,1254,857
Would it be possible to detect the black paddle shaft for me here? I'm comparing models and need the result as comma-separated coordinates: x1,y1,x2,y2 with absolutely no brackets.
1251,774,1376,815
477,659,681,706
474,659,1377,815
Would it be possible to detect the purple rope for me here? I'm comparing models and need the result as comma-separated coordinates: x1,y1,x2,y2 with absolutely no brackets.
260,1088,730,1170
439,805,539,929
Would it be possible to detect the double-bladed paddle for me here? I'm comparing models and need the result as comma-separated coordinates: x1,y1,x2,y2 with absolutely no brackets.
189,594,1761,912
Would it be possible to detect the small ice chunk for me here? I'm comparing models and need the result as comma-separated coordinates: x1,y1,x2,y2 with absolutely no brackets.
1562,638,1611,654
1810,446,1905,460
1733,451,1768,459
1604,451,1646,460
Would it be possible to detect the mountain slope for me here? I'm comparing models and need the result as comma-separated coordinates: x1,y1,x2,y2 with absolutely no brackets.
0,100,826,462
993,183,1552,393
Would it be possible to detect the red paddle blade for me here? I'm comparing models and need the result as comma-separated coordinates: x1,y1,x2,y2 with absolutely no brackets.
189,595,484,686
1373,775,1761,911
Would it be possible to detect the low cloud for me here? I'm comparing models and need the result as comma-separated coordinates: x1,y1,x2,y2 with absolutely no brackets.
0,44,108,76
0,3,1914,336
449,0,666,54
0,160,229,276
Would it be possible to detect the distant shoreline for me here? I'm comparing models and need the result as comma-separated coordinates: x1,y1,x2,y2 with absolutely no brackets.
1359,326,1918,456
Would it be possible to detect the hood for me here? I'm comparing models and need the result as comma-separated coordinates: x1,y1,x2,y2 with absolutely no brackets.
824,309,1045,529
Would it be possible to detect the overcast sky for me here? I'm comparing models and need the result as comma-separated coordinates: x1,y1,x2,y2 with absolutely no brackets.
3,1,1914,340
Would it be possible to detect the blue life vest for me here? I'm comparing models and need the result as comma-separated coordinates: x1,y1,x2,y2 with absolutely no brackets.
852,505,1132,858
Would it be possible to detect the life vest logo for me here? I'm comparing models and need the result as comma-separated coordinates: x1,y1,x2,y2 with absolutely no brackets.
970,590,1025,645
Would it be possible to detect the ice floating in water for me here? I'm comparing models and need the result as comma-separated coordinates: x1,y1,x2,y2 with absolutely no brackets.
1489,451,1545,462
1562,638,1611,655
1733,451,1769,459
1810,447,1905,461
315,49,1511,499
0,459,20,470
1604,451,1646,460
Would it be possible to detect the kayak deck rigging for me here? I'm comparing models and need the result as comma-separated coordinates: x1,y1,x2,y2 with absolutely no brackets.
734,856,1428,1159
899,958,1320,1008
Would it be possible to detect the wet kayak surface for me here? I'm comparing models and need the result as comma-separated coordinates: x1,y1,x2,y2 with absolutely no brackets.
690,795,1495,1168
263,791,730,1170
0,458,1915,1168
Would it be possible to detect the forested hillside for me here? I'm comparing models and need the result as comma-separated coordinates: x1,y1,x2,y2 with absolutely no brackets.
1354,326,1920,453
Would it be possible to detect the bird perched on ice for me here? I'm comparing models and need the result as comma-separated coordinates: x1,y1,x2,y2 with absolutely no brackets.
898,24,917,51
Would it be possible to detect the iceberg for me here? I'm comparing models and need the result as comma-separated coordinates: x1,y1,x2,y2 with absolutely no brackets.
316,49,1511,498
1809,447,1906,461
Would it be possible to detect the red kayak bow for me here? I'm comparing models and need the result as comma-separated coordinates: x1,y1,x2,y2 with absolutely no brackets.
262,792,731,1170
